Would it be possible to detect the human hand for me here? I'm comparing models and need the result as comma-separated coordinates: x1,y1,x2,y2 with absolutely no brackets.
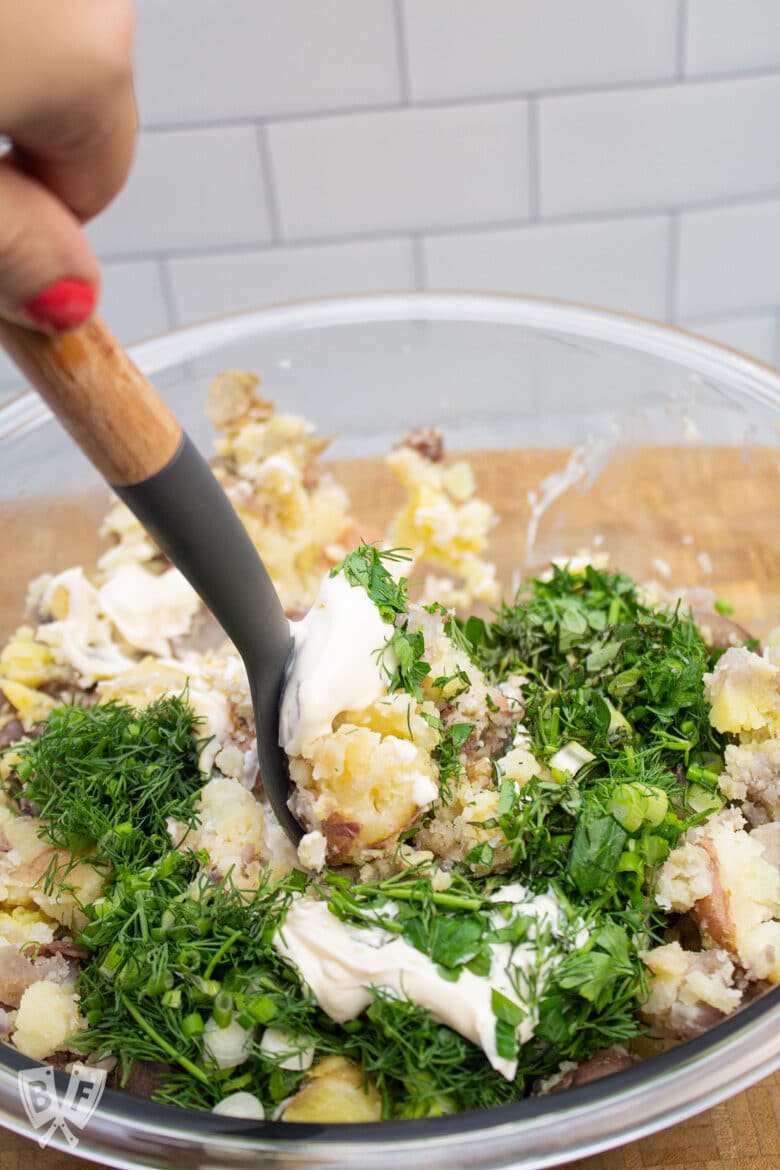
0,0,136,332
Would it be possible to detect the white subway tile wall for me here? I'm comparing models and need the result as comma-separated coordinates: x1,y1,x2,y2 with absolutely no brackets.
267,102,530,239
133,0,401,123
167,238,416,324
99,260,171,342
684,0,780,77
538,74,780,217
85,127,272,254
676,196,780,318
402,0,679,100
423,216,670,319
1,2,778,400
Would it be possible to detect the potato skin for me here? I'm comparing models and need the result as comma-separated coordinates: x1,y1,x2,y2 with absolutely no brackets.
692,609,752,651
691,838,736,952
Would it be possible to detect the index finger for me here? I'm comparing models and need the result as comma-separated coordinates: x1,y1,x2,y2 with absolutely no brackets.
0,0,138,222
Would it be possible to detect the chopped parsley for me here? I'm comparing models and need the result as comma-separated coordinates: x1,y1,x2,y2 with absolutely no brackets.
457,564,728,903
330,543,411,621
433,721,474,803
332,542,433,701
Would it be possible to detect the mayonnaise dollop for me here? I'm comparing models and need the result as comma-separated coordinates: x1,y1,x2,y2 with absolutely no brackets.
97,564,199,655
33,564,200,685
274,889,579,1080
279,571,395,757
34,568,135,684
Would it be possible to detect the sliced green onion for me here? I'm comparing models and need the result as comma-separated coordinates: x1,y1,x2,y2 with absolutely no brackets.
609,783,668,832
182,1012,205,1037
617,850,644,874
246,995,277,1025
642,834,670,866
99,942,124,979
213,991,234,1029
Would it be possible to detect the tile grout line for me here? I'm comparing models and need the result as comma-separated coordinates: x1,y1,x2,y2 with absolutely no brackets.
666,212,680,323
392,0,412,105
136,64,780,134
94,188,780,265
527,99,540,221
256,122,285,245
157,257,181,329
411,234,426,289
675,0,689,80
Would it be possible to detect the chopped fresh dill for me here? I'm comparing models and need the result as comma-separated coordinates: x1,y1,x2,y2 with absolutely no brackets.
12,696,204,878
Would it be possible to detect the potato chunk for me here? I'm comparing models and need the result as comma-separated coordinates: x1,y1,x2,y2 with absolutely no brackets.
12,981,84,1060
655,808,780,982
290,716,437,863
704,646,780,736
280,1056,382,1123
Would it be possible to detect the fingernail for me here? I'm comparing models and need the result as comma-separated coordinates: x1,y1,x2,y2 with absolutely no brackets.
20,279,97,332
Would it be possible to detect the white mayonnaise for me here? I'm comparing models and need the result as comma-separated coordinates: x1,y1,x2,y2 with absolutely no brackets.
274,892,577,1080
279,571,395,757
35,568,135,684
33,564,199,684
97,564,199,655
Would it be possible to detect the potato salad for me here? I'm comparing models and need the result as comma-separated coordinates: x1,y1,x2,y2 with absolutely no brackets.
0,372,777,1123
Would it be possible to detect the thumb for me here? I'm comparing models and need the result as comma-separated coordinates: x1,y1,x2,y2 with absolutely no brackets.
0,157,99,332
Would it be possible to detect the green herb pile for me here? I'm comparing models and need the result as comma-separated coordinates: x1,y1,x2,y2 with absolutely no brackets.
14,697,203,876
458,562,727,893
1,558,733,1119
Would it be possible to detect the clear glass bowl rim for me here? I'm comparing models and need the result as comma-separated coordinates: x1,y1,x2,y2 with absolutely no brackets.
0,291,778,1170
2,292,779,442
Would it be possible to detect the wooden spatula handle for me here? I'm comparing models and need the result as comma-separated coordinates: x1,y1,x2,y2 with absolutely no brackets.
0,316,181,486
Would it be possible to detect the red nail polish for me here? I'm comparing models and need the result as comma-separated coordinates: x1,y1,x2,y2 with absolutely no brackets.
20,279,97,332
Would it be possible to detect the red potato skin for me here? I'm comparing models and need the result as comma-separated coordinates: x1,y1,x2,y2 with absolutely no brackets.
549,1047,635,1093
322,814,362,863
690,839,736,952
395,427,444,463
691,609,753,651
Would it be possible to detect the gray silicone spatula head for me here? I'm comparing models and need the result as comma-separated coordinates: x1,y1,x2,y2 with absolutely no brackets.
0,316,301,844
114,435,300,843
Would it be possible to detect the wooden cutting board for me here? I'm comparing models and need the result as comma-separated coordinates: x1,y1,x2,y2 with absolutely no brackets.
2,443,779,637
0,443,778,1166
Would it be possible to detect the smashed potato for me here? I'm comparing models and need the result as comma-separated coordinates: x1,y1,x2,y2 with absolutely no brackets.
280,1056,382,1123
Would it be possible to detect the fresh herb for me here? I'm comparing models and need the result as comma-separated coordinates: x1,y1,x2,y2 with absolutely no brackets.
321,866,649,1086
432,722,473,803
0,556,733,1118
331,543,412,622
383,625,431,701
454,563,727,894
13,696,204,875
73,861,585,1117
463,563,722,767
73,858,314,1108
567,813,627,896
331,542,433,702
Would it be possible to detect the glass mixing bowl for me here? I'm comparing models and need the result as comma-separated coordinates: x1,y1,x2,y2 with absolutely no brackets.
0,293,778,1169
